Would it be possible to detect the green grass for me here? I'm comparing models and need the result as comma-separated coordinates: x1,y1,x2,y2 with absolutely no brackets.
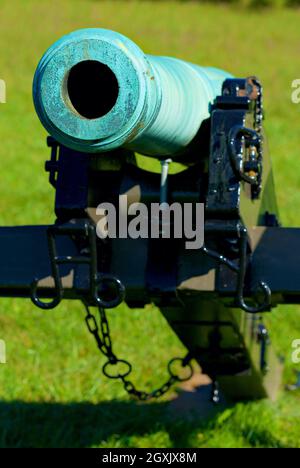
0,0,300,448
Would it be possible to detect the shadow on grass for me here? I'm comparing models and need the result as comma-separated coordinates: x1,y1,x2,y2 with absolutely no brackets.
0,406,212,447
0,383,228,448
0,400,201,448
0,383,292,448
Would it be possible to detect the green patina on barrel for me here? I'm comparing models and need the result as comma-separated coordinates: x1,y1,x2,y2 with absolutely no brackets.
33,28,232,156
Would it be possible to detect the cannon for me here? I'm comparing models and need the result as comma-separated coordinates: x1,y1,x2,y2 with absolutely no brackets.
1,27,298,402
32,28,231,156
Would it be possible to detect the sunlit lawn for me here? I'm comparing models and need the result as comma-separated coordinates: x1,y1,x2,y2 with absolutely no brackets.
0,0,299,447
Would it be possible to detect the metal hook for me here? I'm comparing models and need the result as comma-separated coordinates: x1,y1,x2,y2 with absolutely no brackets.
236,225,271,313
30,277,62,310
228,125,261,185
85,222,125,308
30,226,63,310
202,224,271,314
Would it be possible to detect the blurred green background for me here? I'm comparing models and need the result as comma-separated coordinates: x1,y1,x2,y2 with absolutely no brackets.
0,0,300,448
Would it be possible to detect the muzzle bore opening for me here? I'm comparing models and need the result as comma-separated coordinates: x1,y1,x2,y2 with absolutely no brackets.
66,60,119,119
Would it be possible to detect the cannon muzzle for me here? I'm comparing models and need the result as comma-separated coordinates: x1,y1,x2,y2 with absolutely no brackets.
33,28,231,156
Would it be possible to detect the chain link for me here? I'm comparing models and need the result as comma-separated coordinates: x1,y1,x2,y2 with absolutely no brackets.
253,78,263,198
83,303,193,401
253,77,263,134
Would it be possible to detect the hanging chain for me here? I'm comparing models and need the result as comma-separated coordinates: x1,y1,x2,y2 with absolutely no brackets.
252,77,263,134
83,303,193,401
252,77,263,198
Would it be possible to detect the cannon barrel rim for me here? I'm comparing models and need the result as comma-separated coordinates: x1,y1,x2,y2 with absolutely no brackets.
33,28,159,152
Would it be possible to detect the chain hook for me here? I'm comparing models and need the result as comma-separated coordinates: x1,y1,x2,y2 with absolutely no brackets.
30,225,63,309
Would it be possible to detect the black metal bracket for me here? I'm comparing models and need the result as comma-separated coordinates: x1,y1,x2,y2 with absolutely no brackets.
30,219,125,310
206,77,265,216
45,136,59,189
